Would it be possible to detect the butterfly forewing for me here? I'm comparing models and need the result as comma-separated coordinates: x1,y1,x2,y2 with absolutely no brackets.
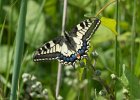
33,36,64,61
70,18,101,41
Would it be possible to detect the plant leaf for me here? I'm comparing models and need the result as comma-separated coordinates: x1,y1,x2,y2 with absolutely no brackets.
119,64,129,87
101,17,118,36
125,68,140,99
119,64,140,99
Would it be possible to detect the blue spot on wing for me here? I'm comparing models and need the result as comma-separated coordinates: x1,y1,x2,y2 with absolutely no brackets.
58,53,77,63
82,46,87,51
83,41,87,46
63,56,67,61
70,57,74,62
71,54,76,59
66,57,70,62
80,49,84,54
59,54,64,60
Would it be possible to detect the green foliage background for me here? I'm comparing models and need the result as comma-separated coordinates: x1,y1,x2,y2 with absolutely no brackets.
0,0,140,100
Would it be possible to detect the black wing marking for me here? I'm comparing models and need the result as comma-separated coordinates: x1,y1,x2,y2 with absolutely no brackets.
82,18,101,40
33,36,64,61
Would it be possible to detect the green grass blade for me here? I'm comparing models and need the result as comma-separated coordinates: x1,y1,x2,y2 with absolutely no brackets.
115,0,119,75
114,0,119,98
131,0,136,72
10,0,27,100
130,0,136,98
0,0,3,23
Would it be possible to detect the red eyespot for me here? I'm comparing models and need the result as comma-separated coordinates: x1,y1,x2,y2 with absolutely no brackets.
77,54,81,59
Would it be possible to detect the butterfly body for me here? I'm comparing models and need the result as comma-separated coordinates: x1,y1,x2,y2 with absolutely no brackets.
33,18,101,65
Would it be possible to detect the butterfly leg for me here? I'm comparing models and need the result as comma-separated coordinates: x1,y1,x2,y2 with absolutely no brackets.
86,55,96,71
79,62,86,67
71,62,76,70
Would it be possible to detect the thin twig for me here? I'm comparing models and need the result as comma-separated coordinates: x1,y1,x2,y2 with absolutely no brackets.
97,77,115,100
91,59,115,99
95,0,116,17
56,0,67,98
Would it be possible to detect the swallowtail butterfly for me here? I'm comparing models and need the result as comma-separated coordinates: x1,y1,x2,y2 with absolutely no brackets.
33,17,101,65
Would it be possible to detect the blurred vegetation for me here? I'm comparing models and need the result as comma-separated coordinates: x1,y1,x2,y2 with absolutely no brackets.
0,0,140,100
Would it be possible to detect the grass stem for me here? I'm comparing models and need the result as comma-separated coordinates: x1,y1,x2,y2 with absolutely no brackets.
115,0,119,75
95,0,116,17
10,0,27,99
